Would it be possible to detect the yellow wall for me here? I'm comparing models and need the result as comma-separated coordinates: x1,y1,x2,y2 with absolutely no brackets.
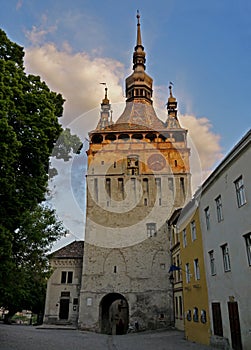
180,207,211,345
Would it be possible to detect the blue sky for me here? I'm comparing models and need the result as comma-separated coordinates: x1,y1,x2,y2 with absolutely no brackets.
1,0,250,152
1,1,250,247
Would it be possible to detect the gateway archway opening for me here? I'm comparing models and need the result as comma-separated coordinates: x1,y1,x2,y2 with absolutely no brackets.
100,293,129,335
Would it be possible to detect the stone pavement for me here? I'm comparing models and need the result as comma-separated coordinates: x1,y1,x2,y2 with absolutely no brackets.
0,323,218,350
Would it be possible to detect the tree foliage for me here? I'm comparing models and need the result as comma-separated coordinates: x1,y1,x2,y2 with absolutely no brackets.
0,29,67,317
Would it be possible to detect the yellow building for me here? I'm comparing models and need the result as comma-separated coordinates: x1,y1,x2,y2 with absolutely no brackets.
178,196,211,345
168,208,184,331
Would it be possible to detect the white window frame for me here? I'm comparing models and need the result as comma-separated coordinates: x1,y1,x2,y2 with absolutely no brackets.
147,223,156,238
204,206,210,230
234,176,246,207
215,195,223,222
182,228,187,247
244,233,251,266
209,250,216,275
194,258,200,280
190,220,197,241
185,263,191,283
221,244,231,272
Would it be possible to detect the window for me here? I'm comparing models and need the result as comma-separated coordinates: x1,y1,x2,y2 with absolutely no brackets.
160,263,166,270
190,220,197,241
147,223,156,238
94,178,98,202
105,178,111,205
180,177,185,195
185,263,191,283
179,296,183,319
194,259,200,280
244,233,251,266
175,297,178,318
215,195,223,222
209,250,216,275
168,178,174,192
234,176,246,207
131,178,136,201
61,271,73,284
118,178,124,199
193,307,199,322
182,228,187,247
143,178,149,194
155,178,162,206
204,206,210,230
186,309,192,321
201,310,207,324
221,244,231,272
127,155,139,175
176,254,181,282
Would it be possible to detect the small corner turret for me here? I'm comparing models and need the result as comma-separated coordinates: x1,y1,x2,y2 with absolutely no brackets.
166,83,181,129
98,83,113,130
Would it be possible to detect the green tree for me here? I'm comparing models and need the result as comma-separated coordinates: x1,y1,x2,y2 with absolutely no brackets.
0,29,66,319
49,127,83,178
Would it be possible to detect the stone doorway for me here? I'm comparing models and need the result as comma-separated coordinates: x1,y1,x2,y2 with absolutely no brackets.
100,293,129,335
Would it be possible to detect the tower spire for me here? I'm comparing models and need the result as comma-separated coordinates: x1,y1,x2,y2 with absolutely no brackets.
136,10,142,47
125,11,153,104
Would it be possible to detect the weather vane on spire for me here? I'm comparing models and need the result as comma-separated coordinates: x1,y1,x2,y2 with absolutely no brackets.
137,9,140,23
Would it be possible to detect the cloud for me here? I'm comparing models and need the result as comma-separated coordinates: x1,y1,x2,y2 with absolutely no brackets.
24,43,125,132
24,15,57,46
153,84,223,190
180,114,223,172
24,43,223,242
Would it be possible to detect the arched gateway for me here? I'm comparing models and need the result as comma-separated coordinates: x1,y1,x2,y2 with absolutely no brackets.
100,293,129,335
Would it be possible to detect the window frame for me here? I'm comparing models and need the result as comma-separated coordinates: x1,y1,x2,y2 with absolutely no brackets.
221,244,231,272
204,206,210,230
194,258,200,280
61,271,73,284
182,228,187,248
234,176,246,207
209,250,216,275
146,222,157,238
215,195,223,222
185,263,191,283
190,220,197,241
244,233,251,266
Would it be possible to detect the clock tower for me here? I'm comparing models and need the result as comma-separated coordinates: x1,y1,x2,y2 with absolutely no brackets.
78,13,191,334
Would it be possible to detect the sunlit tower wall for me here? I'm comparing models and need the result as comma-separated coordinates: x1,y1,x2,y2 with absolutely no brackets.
78,13,191,334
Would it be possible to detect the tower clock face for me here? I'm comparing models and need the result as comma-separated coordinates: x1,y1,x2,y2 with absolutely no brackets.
147,154,166,171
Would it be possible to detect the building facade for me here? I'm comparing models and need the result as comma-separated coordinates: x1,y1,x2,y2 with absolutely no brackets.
199,130,251,350
43,241,84,325
177,199,211,345
168,208,184,331
78,13,191,334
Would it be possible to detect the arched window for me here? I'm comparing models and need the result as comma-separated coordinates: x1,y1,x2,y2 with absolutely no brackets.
91,134,103,144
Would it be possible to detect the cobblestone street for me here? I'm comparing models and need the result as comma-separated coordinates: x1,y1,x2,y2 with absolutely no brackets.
0,324,218,350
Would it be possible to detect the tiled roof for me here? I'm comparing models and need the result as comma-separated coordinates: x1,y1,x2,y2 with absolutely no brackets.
115,101,165,131
51,241,84,259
